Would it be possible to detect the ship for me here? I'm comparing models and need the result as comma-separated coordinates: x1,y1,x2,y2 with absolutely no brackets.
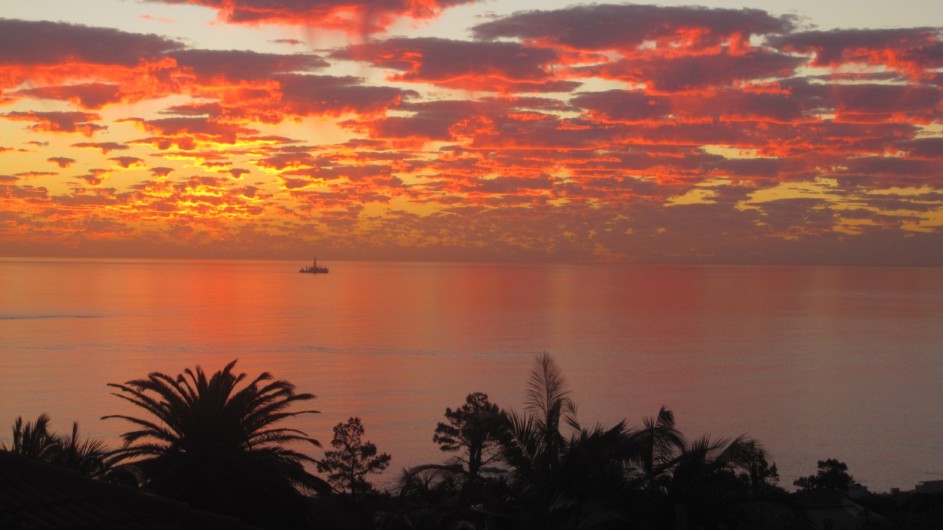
299,258,329,274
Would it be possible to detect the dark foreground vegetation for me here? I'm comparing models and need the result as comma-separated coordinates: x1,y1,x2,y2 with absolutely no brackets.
2,355,941,530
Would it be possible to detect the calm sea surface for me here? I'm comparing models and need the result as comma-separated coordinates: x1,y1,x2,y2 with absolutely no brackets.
1,258,942,491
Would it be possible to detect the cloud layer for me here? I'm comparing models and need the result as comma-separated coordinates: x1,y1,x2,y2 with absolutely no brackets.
1,3,942,264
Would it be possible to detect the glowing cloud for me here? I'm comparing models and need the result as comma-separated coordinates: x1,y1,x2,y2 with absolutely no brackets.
1,2,941,264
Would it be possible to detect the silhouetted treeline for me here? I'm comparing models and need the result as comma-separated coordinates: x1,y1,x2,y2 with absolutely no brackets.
2,354,941,530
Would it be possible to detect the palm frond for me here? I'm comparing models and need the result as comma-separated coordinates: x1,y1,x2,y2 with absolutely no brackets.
525,354,577,431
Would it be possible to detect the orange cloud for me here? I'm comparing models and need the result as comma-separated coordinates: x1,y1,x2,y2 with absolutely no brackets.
1,5,942,264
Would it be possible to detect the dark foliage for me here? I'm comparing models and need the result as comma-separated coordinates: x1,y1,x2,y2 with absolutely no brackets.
104,360,328,529
794,458,857,493
7,354,934,530
318,417,391,501
2,413,108,478
433,392,504,477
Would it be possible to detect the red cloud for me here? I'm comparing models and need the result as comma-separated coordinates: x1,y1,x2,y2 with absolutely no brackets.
47,157,77,168
15,83,123,109
169,49,329,81
347,97,568,143
110,156,146,169
573,88,807,124
580,50,802,91
150,166,175,177
346,99,480,142
570,91,672,123
77,169,111,186
278,74,415,117
127,116,259,146
772,28,943,78
897,138,943,158
335,37,580,93
143,0,479,34
0,19,181,66
786,79,942,124
72,142,129,154
119,175,272,220
1,5,942,264
0,19,181,102
3,111,106,136
473,4,792,52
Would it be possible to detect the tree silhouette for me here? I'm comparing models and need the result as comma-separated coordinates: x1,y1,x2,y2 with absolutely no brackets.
665,435,764,530
103,360,328,529
433,392,504,477
317,416,391,501
794,458,857,493
4,413,108,477
733,439,780,494
524,353,577,465
501,353,578,478
7,413,58,461
628,406,685,492
393,354,800,530
499,354,635,528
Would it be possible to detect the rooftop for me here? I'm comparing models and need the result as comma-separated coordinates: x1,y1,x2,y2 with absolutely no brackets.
0,451,266,529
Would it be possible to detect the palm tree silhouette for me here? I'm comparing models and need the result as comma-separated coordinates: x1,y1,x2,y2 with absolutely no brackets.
103,360,329,529
665,435,765,530
628,406,685,492
54,421,110,477
500,354,634,528
501,353,578,478
8,413,59,461
5,413,108,477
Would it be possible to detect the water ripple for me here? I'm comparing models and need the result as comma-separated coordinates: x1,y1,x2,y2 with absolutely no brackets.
0,314,101,320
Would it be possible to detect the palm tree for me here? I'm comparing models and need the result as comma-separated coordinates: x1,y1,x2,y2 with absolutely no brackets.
7,413,59,461
500,354,636,528
4,414,108,478
388,464,512,530
524,353,578,465
53,421,109,478
627,406,685,492
103,360,329,529
501,353,578,475
665,435,761,530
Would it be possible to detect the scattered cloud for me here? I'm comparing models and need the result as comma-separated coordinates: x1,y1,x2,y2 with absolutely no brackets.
1,3,942,264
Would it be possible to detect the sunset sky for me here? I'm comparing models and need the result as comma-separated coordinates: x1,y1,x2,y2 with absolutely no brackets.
2,0,942,264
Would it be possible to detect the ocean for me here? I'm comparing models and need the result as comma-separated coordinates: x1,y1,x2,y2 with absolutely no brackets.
1,258,941,492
